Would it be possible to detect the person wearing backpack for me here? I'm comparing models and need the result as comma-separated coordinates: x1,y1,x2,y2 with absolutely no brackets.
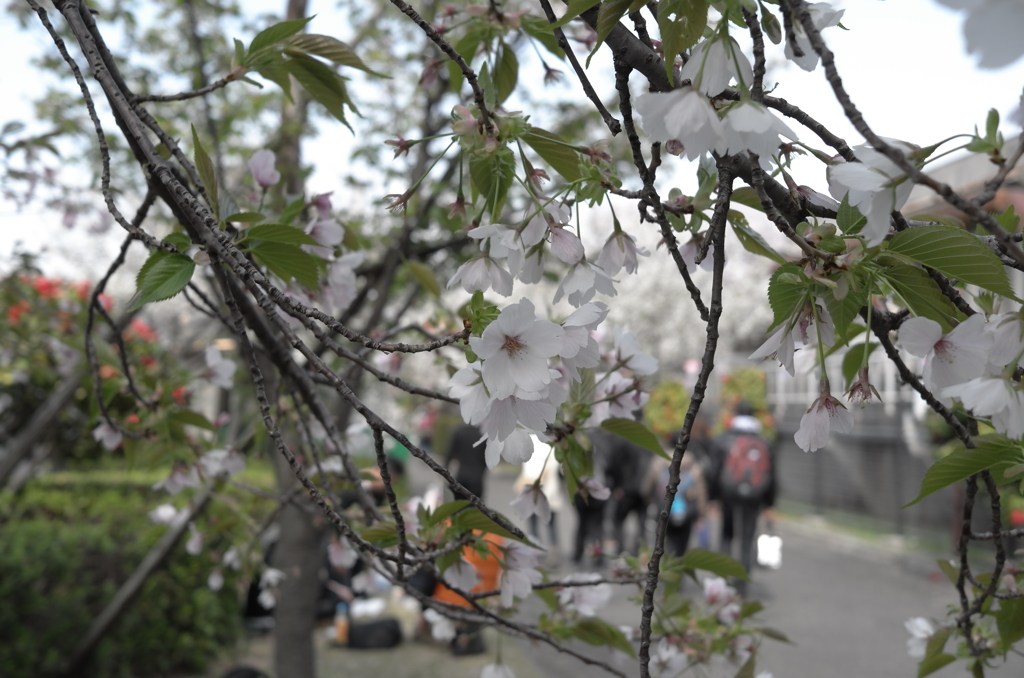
712,403,776,592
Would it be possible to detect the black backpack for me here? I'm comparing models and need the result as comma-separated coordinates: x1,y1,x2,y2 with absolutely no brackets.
719,434,772,502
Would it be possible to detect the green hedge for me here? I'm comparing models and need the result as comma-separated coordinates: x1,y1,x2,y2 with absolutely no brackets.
0,477,246,678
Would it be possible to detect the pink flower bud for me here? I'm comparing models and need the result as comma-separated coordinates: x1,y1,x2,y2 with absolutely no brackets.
248,149,281,188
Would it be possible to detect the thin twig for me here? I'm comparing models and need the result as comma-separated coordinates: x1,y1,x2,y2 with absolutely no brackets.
135,74,236,103
538,0,621,135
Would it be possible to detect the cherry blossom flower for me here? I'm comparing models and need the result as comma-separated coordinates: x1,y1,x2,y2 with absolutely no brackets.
650,639,686,678
92,420,122,451
500,541,543,607
900,315,992,394
185,523,203,556
483,427,537,468
206,344,237,389
681,36,754,96
905,617,935,658
785,2,845,71
720,102,797,169
718,602,742,626
634,88,724,160
988,311,1024,367
198,448,246,477
306,217,344,251
223,546,242,570
794,380,855,452
510,483,552,524
578,475,611,501
481,394,557,442
424,608,457,642
261,567,287,588
678,237,720,273
148,503,187,526
750,323,798,376
553,261,617,308
614,327,659,375
207,568,224,591
828,141,915,245
703,576,735,605
559,303,609,361
597,231,649,276
447,363,492,425
248,149,281,188
321,251,365,314
845,366,882,405
481,663,516,678
443,556,480,591
153,462,200,495
942,375,1024,439
557,573,612,616
549,225,585,264
448,254,514,297
936,0,1024,68
470,298,564,399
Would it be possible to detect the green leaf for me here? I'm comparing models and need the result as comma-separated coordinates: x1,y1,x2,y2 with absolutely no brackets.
534,587,560,611
280,196,307,225
571,618,637,658
405,261,441,297
246,222,320,246
449,507,530,544
995,597,1024,648
731,220,786,264
426,500,471,527
285,34,386,76
250,241,323,289
888,224,1016,299
360,521,398,547
759,5,782,44
918,654,956,678
680,548,748,581
522,128,583,182
936,558,959,585
730,186,765,212
191,125,219,220
766,262,807,330
521,16,565,60
658,0,709,82
548,0,603,29
164,232,192,250
130,250,196,311
286,54,356,129
494,43,519,104
878,257,964,332
468,147,516,218
985,108,1000,143
247,17,314,59
170,409,215,431
233,37,245,65
759,626,793,643
599,418,668,460
733,654,756,678
594,0,646,48
841,342,878,387
447,30,482,94
995,204,1020,234
225,212,266,224
256,57,293,99
822,286,867,340
905,435,1021,507
836,193,866,235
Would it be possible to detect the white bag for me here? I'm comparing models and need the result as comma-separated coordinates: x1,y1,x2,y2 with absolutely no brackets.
757,532,783,569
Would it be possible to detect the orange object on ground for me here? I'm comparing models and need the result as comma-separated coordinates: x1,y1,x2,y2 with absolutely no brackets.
432,534,503,608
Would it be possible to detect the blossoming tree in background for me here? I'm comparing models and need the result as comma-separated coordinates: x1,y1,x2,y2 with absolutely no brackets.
7,0,1024,676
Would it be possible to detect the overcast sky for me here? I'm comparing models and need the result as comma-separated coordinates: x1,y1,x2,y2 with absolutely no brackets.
1,0,1022,280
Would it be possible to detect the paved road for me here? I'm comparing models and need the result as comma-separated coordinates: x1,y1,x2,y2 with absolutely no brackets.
474,466,1024,678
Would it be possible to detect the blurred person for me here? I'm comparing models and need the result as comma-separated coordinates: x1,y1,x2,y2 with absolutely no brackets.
445,423,487,501
646,429,708,558
513,435,562,558
574,430,613,565
713,402,776,593
603,416,655,554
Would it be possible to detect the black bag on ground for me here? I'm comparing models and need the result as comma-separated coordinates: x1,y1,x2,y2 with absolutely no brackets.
348,618,402,649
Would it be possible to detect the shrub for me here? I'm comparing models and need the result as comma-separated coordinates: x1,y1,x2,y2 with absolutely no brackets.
0,476,245,678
